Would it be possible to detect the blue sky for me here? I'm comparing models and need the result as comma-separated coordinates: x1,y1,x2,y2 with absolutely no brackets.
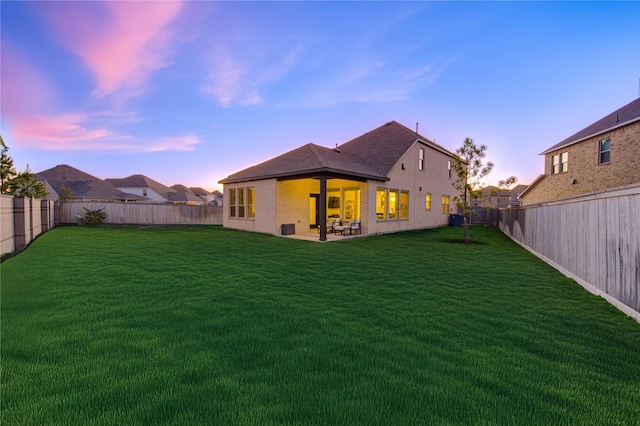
2,1,639,191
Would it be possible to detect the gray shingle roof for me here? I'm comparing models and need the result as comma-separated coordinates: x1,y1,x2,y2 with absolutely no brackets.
219,121,457,184
36,165,144,201
169,184,204,203
542,97,640,154
105,174,176,200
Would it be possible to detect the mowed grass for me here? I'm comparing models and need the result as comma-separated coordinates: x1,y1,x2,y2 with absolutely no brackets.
2,225,639,424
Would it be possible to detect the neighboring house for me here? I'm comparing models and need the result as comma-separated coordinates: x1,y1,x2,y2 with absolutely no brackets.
190,187,222,205
169,185,206,205
106,174,177,202
219,120,459,241
520,97,640,206
37,165,145,202
210,190,223,206
475,184,528,208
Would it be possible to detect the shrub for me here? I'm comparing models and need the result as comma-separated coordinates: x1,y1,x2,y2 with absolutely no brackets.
82,207,107,225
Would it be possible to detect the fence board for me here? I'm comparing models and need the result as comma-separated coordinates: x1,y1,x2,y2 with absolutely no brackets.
60,202,223,225
499,185,640,320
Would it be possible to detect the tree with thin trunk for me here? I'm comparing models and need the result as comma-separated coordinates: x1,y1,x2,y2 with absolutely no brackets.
1,135,18,194
451,137,516,242
1,136,48,198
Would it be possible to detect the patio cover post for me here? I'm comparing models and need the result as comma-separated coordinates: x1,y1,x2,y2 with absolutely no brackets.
319,175,327,241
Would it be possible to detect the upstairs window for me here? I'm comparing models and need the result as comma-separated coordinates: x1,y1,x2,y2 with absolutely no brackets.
599,139,611,164
418,148,425,171
447,160,452,178
552,152,568,174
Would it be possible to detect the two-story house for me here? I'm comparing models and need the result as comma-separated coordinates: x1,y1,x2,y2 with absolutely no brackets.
520,97,640,206
219,121,460,241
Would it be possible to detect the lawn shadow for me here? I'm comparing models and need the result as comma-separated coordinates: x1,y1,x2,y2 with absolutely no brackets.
436,238,487,245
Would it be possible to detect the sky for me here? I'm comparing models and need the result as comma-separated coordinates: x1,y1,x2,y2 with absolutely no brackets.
2,1,639,192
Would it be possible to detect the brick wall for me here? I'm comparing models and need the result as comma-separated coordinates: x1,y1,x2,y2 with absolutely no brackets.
522,120,640,206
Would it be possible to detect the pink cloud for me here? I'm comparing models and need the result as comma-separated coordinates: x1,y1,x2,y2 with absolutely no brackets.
145,134,201,152
39,1,183,97
9,113,111,148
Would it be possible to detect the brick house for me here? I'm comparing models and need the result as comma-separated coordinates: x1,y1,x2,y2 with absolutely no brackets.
219,121,459,241
520,97,640,206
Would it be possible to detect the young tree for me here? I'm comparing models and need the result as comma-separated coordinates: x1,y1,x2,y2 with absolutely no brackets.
451,137,516,242
1,135,17,194
58,185,74,201
9,165,48,198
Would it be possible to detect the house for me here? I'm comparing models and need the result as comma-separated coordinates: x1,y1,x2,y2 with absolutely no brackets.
475,184,528,208
169,185,206,205
106,174,177,202
520,97,640,206
219,121,459,241
37,165,145,202
190,187,223,205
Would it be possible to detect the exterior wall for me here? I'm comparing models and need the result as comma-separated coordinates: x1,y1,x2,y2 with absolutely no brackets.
367,141,456,235
522,120,640,206
223,179,276,234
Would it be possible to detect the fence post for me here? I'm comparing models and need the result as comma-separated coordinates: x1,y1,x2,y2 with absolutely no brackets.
41,199,50,232
54,201,60,226
13,197,27,252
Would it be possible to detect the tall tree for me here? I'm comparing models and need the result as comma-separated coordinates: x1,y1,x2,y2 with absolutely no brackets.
1,135,18,194
451,137,516,242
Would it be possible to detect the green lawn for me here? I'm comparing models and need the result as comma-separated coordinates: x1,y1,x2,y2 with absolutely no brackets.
2,225,639,424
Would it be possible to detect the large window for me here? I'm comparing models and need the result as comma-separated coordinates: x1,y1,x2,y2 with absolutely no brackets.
400,191,409,219
376,189,387,220
343,188,360,220
425,193,431,210
418,148,425,171
552,152,568,174
441,195,450,213
599,139,610,164
229,187,255,219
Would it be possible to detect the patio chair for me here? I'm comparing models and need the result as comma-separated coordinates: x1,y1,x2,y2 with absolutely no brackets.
327,218,340,233
335,219,361,235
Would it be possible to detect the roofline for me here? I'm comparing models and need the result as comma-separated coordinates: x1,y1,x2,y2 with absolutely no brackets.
219,167,389,185
540,115,640,155
517,174,545,199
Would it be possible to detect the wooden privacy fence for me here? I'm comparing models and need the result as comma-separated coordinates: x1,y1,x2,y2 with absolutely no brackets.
1,195,57,256
499,184,640,320
60,202,223,225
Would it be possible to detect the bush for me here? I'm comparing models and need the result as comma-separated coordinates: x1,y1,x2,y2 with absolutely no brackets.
82,207,107,225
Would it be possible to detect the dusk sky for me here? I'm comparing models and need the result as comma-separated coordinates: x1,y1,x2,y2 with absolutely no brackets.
2,1,639,191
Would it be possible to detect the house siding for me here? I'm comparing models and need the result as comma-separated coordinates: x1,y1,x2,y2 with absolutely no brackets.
223,179,276,234
522,120,640,206
367,141,455,235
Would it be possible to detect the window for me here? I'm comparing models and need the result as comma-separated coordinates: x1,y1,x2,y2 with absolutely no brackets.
389,190,399,219
448,160,452,178
238,188,245,218
343,188,360,220
247,187,255,219
599,138,610,164
441,195,450,213
376,188,387,220
552,152,568,174
229,187,255,219
143,189,147,197
418,148,425,171
425,193,431,210
560,152,568,172
229,188,237,217
400,191,409,219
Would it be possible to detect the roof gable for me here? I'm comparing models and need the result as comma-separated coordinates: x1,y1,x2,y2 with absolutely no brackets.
542,97,640,154
37,165,143,200
106,174,176,200
219,121,458,184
